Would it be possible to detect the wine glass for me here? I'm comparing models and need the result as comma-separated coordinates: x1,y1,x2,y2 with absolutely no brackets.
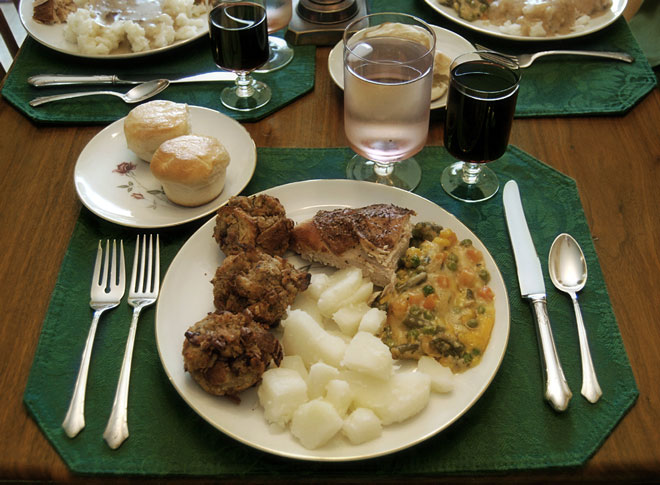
255,0,294,73
209,0,272,111
343,13,436,191
441,51,521,202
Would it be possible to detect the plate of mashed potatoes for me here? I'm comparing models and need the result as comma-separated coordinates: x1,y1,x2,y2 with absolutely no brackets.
424,0,626,41
21,0,209,59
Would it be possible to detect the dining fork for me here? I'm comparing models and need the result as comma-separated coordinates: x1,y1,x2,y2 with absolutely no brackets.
103,234,160,449
62,240,126,438
474,43,634,68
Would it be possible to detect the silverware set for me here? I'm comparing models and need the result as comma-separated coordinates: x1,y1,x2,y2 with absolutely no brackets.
504,180,601,411
63,234,160,449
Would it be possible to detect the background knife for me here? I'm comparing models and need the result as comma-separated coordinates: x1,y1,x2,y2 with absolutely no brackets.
28,72,237,87
503,180,572,412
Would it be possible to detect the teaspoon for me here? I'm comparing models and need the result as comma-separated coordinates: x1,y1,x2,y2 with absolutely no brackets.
548,233,602,403
29,79,170,107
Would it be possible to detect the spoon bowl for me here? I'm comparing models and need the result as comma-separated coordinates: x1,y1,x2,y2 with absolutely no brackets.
548,233,602,403
29,79,170,107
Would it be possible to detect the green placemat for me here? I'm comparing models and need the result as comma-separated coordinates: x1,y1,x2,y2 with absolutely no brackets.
391,0,657,117
1,34,315,124
24,146,638,478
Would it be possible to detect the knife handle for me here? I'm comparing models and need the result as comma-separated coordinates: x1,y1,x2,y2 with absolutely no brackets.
28,75,119,87
529,295,572,412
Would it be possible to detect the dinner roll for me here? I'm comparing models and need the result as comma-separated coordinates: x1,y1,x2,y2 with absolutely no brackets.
150,135,231,207
124,100,191,162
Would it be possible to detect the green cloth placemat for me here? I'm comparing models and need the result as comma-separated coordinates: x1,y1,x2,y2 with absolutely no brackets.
24,146,638,478
629,0,660,67
386,0,657,117
1,34,315,124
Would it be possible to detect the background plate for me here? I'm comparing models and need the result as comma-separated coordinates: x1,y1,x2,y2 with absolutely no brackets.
155,179,510,461
19,0,208,59
423,0,627,42
328,24,474,110
74,106,256,228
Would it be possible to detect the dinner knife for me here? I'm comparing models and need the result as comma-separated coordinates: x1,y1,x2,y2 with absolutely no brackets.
503,180,572,412
27,71,237,87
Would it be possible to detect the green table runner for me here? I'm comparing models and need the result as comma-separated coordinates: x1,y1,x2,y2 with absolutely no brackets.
24,147,638,478
1,34,315,124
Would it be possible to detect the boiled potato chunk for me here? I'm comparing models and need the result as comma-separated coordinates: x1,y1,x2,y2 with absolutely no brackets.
281,309,347,367
325,378,352,417
358,307,387,335
333,302,371,336
342,407,382,445
417,356,455,393
257,367,308,427
347,371,431,425
280,355,308,380
341,331,393,379
307,362,340,399
306,273,330,301
317,267,363,317
290,399,343,449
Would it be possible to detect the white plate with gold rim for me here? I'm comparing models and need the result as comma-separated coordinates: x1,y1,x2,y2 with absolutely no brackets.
20,0,208,59
327,24,474,110
155,179,510,461
74,105,256,228
423,0,627,42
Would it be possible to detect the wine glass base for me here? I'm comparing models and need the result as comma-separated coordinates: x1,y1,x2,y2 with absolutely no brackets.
255,36,294,73
221,80,271,112
441,161,499,203
346,154,421,191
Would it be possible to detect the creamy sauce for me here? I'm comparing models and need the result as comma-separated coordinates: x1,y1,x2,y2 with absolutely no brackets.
86,0,162,26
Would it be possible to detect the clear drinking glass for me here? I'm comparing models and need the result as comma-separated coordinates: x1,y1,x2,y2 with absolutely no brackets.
441,51,521,202
209,0,272,111
255,0,294,72
343,13,436,191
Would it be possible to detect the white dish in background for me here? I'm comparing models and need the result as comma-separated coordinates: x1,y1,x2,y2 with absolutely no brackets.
328,24,474,110
19,0,208,59
155,179,510,461
74,106,256,228
423,0,627,42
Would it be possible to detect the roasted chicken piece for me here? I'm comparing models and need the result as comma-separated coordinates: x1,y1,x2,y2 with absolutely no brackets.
290,204,416,287
212,249,310,327
182,311,283,400
214,194,294,257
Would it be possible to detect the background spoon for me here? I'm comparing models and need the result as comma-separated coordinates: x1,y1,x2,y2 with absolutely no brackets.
29,79,170,107
548,233,602,403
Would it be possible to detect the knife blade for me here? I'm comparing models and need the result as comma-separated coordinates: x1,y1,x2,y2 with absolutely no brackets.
503,180,572,412
27,72,237,87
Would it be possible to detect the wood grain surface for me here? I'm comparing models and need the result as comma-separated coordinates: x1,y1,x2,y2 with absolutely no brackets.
1,17,659,483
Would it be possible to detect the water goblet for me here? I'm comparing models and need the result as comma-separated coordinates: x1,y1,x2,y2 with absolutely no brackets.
343,12,436,191
209,0,271,111
441,51,521,202
255,0,294,72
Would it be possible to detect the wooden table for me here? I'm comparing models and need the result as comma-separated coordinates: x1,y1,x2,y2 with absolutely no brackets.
1,35,659,484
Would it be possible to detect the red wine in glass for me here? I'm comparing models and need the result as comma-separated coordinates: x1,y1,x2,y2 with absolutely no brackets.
209,2,271,111
441,53,520,202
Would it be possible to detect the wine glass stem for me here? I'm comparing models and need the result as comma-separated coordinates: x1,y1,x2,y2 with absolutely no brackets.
235,72,255,98
373,161,394,178
462,162,483,184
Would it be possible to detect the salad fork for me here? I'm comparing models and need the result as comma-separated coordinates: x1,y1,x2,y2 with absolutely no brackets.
62,240,126,438
474,43,634,68
104,234,160,449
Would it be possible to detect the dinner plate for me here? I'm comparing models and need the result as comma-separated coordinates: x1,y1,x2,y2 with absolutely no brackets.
155,179,510,461
423,0,627,42
19,0,208,59
327,25,474,110
74,106,256,228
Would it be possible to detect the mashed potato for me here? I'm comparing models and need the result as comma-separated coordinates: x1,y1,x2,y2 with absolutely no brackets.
63,0,207,55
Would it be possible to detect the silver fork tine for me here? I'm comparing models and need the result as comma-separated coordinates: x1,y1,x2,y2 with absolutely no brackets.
104,234,160,449
63,240,125,438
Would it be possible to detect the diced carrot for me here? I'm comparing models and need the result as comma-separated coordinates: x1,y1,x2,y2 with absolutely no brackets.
423,294,438,310
436,274,450,288
390,299,408,317
466,248,483,263
439,228,457,244
478,286,494,301
458,269,476,287
408,293,424,306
